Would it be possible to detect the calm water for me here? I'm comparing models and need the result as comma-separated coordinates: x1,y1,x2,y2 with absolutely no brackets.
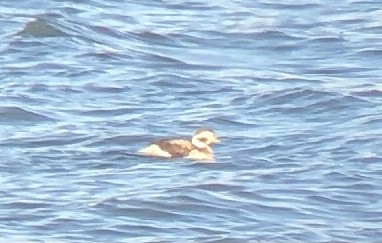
1,1,382,242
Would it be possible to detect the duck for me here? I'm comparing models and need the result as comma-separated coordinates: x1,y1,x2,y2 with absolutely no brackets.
138,128,220,161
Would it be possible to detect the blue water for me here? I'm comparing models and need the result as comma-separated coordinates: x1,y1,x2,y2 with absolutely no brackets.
1,1,382,242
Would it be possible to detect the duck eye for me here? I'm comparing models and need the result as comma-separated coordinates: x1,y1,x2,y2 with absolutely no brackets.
198,137,208,143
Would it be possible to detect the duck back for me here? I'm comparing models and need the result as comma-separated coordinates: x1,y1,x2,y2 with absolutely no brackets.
155,138,194,157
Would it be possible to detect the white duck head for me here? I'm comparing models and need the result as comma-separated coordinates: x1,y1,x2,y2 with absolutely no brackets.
191,129,220,149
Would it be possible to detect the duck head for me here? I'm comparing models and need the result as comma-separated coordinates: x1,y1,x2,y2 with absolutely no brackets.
191,128,220,149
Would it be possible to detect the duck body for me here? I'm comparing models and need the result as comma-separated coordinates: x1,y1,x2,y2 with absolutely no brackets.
138,129,219,161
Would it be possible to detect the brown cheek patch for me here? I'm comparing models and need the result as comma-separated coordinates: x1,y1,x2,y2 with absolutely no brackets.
198,137,208,143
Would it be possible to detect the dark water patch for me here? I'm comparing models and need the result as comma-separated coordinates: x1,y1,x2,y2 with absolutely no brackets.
0,93,54,107
1,201,51,210
341,94,371,105
350,156,382,164
58,6,84,15
89,135,148,147
230,96,250,106
3,134,94,148
83,83,127,93
304,95,372,118
139,57,220,72
18,18,67,38
307,36,345,44
187,183,244,192
143,52,186,65
352,89,382,97
78,51,134,62
27,84,50,93
357,25,382,34
271,44,303,52
151,79,196,89
100,148,141,160
100,13,138,24
258,88,336,104
258,30,304,41
261,3,321,10
202,236,247,243
345,137,377,146
131,30,181,47
356,49,382,58
56,85,83,94
188,226,228,236
0,106,56,122
7,38,47,50
86,228,137,239
307,195,363,206
166,1,221,11
336,17,370,26
91,25,129,40
207,116,256,128
205,29,301,42
167,32,221,47
151,74,197,84
118,194,247,218
232,190,269,203
248,144,282,154
110,223,174,236
63,68,105,80
326,182,378,192
243,201,305,219
323,171,360,183
94,200,183,221
303,66,372,75
214,86,244,94
80,107,134,117
350,0,381,6
33,62,74,71
361,115,382,126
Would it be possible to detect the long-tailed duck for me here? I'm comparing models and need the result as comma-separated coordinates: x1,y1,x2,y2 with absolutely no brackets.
138,128,220,161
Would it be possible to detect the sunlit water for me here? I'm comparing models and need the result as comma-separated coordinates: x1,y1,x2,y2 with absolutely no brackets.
1,1,382,242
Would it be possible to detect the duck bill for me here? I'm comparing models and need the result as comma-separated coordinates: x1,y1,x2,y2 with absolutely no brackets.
214,138,221,143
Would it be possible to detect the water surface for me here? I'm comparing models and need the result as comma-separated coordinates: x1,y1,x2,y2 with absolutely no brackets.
1,0,382,242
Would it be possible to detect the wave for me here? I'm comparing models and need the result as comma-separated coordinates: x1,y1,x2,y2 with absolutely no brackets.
17,18,67,38
0,106,56,122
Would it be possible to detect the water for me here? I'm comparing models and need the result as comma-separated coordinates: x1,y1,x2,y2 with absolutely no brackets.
1,0,382,242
